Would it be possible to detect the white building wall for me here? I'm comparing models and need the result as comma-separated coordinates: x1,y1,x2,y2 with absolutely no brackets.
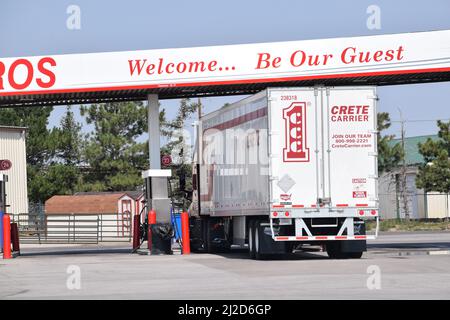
426,193,450,219
0,127,28,215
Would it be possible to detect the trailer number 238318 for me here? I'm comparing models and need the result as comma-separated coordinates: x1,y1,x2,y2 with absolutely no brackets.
281,95,298,100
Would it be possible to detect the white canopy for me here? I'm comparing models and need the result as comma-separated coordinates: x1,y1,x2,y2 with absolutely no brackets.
1,29,450,106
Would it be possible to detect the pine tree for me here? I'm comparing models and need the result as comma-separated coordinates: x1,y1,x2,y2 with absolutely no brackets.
377,112,404,174
52,106,83,166
416,120,450,193
80,101,166,191
38,106,84,196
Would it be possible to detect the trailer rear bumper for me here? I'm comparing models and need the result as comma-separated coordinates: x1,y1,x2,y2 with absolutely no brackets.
273,235,376,241
269,216,379,242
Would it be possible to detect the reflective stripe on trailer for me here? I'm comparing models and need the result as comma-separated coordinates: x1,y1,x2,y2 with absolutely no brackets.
274,235,375,241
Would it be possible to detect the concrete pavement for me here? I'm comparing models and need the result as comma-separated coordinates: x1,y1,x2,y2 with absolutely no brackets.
1,231,450,299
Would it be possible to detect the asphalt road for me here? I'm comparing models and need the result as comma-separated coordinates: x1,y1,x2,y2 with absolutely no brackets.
1,231,450,300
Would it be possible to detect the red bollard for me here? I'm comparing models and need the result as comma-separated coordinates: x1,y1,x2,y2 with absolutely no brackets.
10,223,20,254
3,214,11,259
147,210,156,250
181,211,190,255
132,215,140,251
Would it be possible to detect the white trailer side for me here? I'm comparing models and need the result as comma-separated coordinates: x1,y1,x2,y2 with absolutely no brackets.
191,86,379,259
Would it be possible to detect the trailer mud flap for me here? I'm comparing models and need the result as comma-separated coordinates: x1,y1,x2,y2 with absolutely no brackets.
340,240,367,253
258,223,288,254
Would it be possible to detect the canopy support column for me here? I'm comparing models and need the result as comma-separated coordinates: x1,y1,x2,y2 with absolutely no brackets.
142,94,172,255
148,94,161,170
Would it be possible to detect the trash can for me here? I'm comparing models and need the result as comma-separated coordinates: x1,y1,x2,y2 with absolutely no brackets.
171,213,182,241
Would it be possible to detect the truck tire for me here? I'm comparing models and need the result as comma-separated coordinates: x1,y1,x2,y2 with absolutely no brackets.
200,216,209,253
205,219,217,253
205,223,213,253
189,217,204,253
248,220,256,259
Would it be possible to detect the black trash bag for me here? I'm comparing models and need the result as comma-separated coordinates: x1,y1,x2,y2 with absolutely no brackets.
150,223,173,255
152,223,174,240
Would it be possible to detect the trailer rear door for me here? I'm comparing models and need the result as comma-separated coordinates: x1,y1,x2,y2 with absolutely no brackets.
324,87,378,208
268,88,321,208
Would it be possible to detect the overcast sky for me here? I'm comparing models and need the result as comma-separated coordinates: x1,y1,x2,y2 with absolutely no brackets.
1,0,450,139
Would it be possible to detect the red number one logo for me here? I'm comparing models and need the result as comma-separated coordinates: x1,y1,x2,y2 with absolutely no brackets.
283,102,309,162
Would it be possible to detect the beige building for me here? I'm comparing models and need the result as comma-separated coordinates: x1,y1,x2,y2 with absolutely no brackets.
0,126,28,215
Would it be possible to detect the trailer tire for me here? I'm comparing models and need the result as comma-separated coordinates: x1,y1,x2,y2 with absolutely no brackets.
254,221,266,260
248,220,256,259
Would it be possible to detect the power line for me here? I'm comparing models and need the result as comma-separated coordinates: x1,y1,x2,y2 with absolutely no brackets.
391,118,450,123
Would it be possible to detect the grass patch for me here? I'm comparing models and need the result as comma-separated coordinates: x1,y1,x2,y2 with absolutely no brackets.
366,219,450,232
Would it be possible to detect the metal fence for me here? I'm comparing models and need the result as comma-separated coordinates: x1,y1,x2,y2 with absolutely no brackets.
11,213,132,244
379,192,450,220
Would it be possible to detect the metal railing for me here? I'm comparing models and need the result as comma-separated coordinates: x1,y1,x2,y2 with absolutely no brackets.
11,213,132,244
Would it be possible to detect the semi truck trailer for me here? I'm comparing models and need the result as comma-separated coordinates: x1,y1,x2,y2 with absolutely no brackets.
189,86,379,259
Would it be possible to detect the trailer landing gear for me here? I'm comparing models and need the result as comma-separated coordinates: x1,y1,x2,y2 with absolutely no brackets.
190,216,231,253
204,217,231,253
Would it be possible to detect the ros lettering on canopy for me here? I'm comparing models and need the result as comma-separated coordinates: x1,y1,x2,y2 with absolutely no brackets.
0,57,56,91
283,102,310,162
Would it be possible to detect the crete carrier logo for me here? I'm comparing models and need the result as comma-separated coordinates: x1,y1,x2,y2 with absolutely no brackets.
283,102,310,162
